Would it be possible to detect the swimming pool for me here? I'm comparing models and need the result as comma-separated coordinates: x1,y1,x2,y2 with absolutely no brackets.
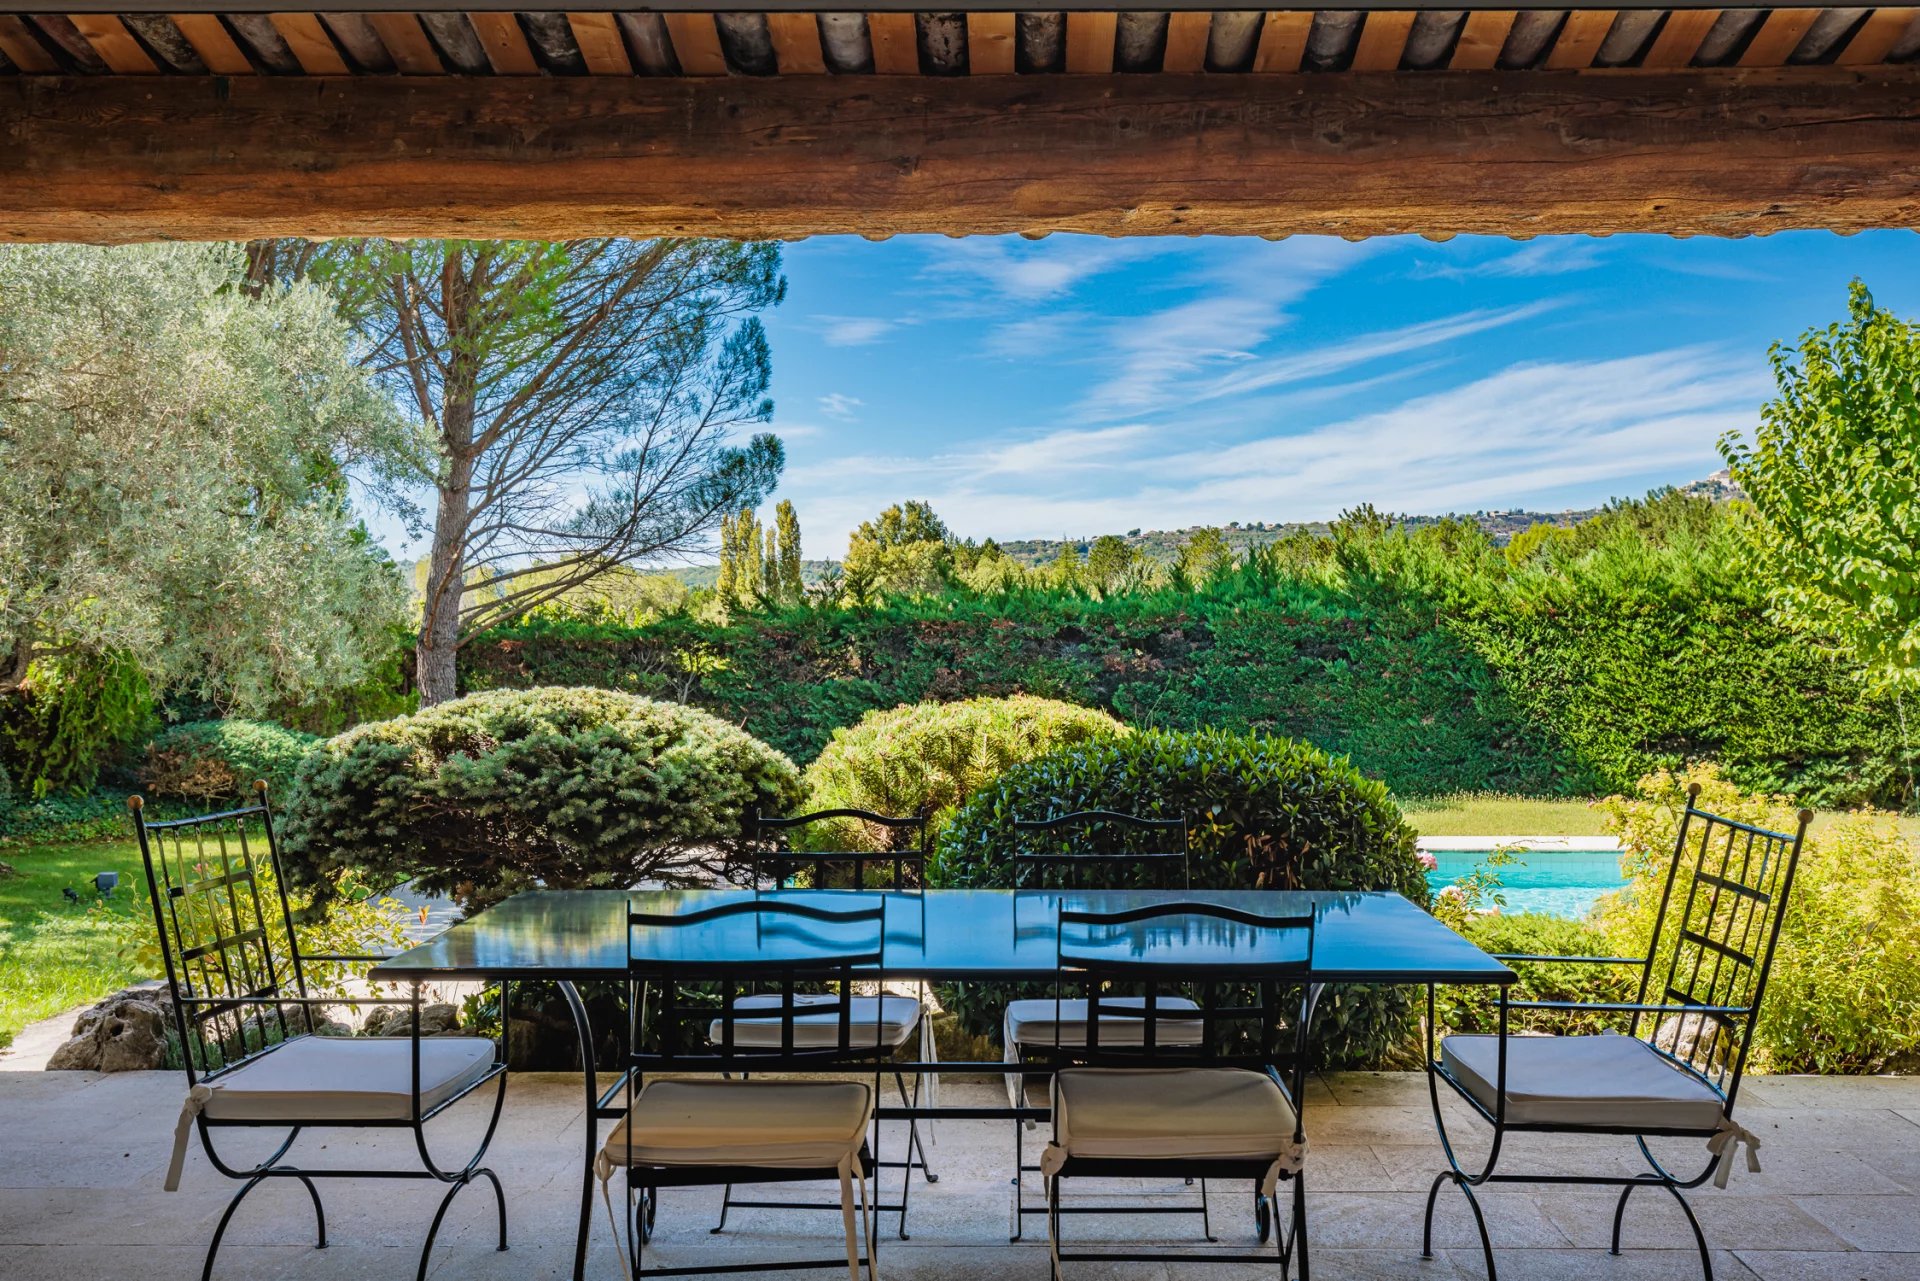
1422,847,1629,920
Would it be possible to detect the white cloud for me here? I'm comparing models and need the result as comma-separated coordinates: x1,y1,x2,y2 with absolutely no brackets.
815,316,897,347
918,237,1178,302
1417,240,1609,281
817,393,863,421
975,425,1153,476
775,346,1770,551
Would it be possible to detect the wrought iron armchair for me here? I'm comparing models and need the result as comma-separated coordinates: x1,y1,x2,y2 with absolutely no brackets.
1004,807,1194,1238
1422,784,1811,1281
597,897,890,1281
717,809,938,1238
131,782,508,1281
1038,901,1318,1280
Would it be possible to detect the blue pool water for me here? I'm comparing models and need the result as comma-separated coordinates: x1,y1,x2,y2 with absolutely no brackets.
1423,848,1629,920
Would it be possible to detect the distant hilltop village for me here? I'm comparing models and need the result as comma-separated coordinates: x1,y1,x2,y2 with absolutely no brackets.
652,473,1749,585
984,471,1749,568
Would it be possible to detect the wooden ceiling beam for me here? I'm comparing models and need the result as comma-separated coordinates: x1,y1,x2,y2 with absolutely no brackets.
967,11,1015,72
1251,11,1313,71
1349,9,1414,69
1449,9,1515,68
5,68,1917,242
68,14,159,73
269,12,349,74
1837,8,1916,64
0,13,58,70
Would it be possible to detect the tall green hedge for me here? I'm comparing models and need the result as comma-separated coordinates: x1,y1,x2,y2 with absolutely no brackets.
462,496,1906,808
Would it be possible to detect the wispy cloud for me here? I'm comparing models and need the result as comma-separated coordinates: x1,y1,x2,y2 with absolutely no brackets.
918,238,1179,303
815,315,898,347
776,346,1769,551
1417,240,1609,281
817,393,863,421
976,425,1153,476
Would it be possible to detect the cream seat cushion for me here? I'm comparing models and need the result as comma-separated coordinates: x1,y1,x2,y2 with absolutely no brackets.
1441,1034,1728,1131
1004,996,1203,1049
710,993,923,1050
1050,1066,1297,1163
600,1079,873,1169
197,1035,497,1122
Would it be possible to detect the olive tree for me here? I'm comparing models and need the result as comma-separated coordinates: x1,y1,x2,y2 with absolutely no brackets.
0,243,414,715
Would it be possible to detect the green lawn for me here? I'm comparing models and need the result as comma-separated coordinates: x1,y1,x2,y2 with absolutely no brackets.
0,840,150,1050
1401,792,1920,842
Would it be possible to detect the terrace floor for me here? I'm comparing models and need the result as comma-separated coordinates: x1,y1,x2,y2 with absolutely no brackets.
3,1070,1917,1280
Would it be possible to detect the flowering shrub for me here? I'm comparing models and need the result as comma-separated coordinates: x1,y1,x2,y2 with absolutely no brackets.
1595,765,1920,1073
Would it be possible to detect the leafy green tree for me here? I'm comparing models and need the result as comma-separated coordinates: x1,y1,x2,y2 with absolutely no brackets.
0,244,411,760
843,501,956,600
1723,281,1920,690
1176,526,1235,586
1084,534,1141,592
270,238,788,703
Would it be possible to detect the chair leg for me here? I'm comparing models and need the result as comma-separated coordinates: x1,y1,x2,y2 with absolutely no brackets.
417,1171,499,1281
1423,1171,1497,1281
1292,1173,1310,1281
201,1172,269,1281
1200,1176,1216,1242
1009,1114,1026,1242
712,1182,735,1234
858,1158,881,1281
294,1173,328,1248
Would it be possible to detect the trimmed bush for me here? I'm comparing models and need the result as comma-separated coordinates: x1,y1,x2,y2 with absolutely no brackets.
139,719,321,803
797,695,1127,851
1595,765,1920,1074
933,727,1427,1067
277,687,802,909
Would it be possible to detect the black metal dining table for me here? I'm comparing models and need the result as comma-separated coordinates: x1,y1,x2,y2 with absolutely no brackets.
372,886,1514,1280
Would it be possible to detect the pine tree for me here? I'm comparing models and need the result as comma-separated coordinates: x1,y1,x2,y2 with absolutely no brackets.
775,500,803,599
716,512,738,603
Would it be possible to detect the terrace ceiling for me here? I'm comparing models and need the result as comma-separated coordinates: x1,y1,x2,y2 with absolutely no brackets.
2,7,1918,241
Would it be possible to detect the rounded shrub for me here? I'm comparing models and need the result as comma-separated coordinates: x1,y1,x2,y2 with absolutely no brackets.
139,719,321,803
277,687,802,909
933,726,1427,1067
797,695,1127,851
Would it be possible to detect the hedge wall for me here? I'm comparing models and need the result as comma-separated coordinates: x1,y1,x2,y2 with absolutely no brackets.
461,500,1911,808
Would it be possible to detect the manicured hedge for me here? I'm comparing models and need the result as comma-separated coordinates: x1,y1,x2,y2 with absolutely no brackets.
277,687,801,909
931,726,1427,1069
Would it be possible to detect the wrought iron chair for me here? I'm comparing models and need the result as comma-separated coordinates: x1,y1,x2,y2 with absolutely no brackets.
1003,808,1194,1238
1038,900,1318,1280
597,897,889,1281
714,810,937,1239
1423,783,1812,1281
131,783,508,1281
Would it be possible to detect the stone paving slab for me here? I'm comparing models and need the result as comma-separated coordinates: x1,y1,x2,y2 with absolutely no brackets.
1,1070,1914,1281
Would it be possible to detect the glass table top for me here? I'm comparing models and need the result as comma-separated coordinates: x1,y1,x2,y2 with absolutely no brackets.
371,888,1513,987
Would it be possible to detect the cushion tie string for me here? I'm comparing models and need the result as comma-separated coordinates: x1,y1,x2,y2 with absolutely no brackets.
1260,1138,1309,1200
1707,1117,1762,1189
595,1149,635,1281
164,1085,214,1192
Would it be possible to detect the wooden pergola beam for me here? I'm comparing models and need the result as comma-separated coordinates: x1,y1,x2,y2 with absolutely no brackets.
4,68,1918,243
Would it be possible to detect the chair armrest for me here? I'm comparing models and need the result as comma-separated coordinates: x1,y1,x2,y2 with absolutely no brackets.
177,994,421,1008
302,953,396,963
1489,953,1645,966
1502,1000,1745,1015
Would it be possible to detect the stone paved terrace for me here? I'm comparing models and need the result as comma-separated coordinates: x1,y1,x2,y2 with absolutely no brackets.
3,1071,1918,1281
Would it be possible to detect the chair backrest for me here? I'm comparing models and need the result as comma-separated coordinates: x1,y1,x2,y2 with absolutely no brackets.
1050,901,1316,1103
750,808,928,891
1630,784,1811,1104
1013,809,1191,890
626,897,890,1074
131,783,307,1084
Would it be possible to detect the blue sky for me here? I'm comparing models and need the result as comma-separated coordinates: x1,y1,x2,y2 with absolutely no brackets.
754,231,1920,559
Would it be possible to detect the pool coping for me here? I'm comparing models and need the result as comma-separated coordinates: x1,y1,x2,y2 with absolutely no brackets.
1416,835,1622,852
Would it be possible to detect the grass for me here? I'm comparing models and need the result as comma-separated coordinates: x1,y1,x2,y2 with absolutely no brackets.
1400,792,1920,842
0,839,149,1051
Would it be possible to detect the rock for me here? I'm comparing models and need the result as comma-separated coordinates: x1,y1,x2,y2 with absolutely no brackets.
1655,1012,1727,1070
361,1002,460,1038
45,987,174,1072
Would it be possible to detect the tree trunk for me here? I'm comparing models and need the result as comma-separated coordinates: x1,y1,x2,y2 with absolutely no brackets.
416,455,469,705
414,248,481,707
